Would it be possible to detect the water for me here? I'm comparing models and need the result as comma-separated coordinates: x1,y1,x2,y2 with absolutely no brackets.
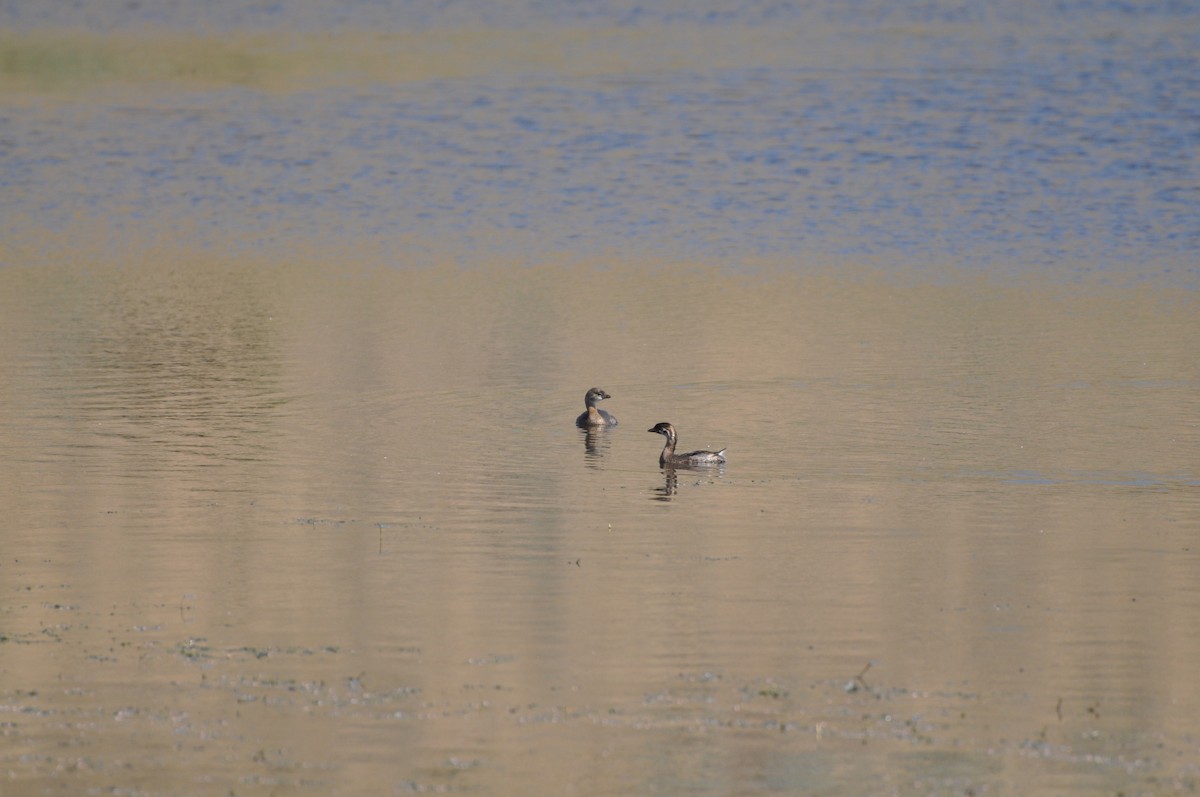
2,2,1200,795
3,5,1198,275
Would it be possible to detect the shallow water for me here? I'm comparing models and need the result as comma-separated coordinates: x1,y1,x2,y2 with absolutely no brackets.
2,1,1200,795
2,260,1197,795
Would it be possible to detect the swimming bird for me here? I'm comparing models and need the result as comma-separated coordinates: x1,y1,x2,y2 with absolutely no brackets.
647,422,726,467
576,387,618,428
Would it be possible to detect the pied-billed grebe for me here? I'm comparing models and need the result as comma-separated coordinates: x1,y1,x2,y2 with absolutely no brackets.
576,387,618,428
648,422,726,466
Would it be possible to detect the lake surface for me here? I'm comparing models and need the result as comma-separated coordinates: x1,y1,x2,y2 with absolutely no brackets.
2,2,1199,795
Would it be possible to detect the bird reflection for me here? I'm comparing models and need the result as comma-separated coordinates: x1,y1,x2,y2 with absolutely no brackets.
581,427,612,468
653,467,680,500
651,462,725,501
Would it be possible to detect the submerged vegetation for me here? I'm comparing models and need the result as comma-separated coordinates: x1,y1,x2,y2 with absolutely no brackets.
0,32,271,91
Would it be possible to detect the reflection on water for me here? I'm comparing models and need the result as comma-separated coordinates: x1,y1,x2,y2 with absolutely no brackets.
651,465,726,502
0,264,296,524
656,466,680,500
2,5,1198,277
2,258,1197,795
580,426,613,468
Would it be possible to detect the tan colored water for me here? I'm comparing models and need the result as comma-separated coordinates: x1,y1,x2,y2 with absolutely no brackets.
2,253,1197,795
3,5,1200,794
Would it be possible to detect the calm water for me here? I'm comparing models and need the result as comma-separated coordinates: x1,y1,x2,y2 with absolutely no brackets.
2,2,1200,796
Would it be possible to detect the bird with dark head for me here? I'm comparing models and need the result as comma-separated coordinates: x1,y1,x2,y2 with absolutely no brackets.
648,422,726,467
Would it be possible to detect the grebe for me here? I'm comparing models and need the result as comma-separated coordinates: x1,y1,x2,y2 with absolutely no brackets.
647,422,726,466
576,387,618,428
